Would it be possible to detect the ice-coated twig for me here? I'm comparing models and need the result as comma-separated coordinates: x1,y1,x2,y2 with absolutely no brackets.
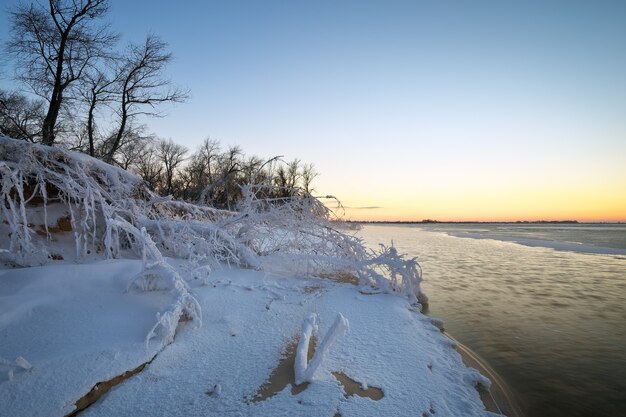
294,313,319,384
106,217,202,348
294,313,349,385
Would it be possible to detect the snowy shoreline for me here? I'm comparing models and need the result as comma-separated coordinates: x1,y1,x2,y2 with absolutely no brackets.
1,136,504,416
0,260,504,417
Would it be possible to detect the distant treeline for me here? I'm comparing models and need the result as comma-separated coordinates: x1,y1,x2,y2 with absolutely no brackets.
353,220,582,224
130,138,318,210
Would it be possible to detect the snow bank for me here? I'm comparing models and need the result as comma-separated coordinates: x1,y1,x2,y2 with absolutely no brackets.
1,264,499,416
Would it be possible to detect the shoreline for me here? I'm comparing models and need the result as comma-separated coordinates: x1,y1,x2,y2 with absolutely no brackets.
445,332,524,417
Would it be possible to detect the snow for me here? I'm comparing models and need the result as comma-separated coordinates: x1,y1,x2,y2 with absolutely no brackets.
0,136,501,416
448,231,626,256
0,260,500,417
0,260,165,416
0,260,498,416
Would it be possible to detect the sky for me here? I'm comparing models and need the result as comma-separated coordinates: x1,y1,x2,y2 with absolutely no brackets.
1,0,625,221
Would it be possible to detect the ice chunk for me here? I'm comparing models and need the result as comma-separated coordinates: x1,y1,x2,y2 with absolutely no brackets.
15,356,33,371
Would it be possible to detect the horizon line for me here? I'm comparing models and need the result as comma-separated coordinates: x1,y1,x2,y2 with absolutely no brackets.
346,219,626,224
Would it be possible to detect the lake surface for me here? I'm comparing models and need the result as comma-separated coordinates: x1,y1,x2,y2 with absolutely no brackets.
359,223,626,417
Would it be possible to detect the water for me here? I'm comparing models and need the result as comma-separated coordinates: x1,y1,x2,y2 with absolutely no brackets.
359,223,626,417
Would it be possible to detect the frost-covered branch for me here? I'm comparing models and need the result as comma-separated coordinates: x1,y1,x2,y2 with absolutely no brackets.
294,313,349,385
0,134,428,351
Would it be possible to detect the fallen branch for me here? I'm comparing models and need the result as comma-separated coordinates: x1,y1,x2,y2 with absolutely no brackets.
294,313,349,385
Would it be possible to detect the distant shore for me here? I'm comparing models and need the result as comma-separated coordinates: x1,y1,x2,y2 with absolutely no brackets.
350,220,625,225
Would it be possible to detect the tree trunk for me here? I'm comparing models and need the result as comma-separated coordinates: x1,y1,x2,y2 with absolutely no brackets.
104,92,128,163
42,18,70,147
41,85,63,146
87,91,97,156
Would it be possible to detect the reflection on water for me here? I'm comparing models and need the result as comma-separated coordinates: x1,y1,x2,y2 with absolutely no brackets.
359,224,626,417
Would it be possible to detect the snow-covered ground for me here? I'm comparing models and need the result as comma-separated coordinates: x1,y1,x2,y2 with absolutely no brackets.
1,259,498,417
0,136,502,416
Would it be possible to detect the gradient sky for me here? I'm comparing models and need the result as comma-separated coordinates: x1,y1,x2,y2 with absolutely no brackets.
1,0,625,221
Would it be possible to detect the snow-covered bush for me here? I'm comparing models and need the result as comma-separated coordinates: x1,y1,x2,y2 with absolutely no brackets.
0,136,203,346
0,135,428,315
228,184,428,307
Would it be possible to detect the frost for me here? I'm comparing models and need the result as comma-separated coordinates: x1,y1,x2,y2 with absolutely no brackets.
294,313,319,385
106,218,202,348
294,313,349,385
1,135,428,352
1,135,428,309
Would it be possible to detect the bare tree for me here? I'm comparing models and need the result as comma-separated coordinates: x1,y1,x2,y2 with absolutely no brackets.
103,35,188,163
158,138,187,196
286,159,301,189
197,137,221,187
0,89,45,141
300,163,318,194
274,159,302,197
80,67,118,156
131,141,163,191
115,133,153,170
6,0,116,146
179,138,221,202
145,138,321,207
217,145,243,209
241,155,264,184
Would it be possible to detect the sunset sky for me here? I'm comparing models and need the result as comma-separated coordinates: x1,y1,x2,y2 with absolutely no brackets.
1,0,625,221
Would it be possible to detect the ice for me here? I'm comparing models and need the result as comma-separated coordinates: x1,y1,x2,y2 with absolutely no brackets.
14,356,32,371
295,313,350,385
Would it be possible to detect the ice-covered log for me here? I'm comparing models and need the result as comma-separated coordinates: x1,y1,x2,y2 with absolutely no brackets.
294,313,349,385
294,313,319,385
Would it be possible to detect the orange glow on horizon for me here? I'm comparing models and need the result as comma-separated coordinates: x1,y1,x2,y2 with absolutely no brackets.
327,184,626,223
